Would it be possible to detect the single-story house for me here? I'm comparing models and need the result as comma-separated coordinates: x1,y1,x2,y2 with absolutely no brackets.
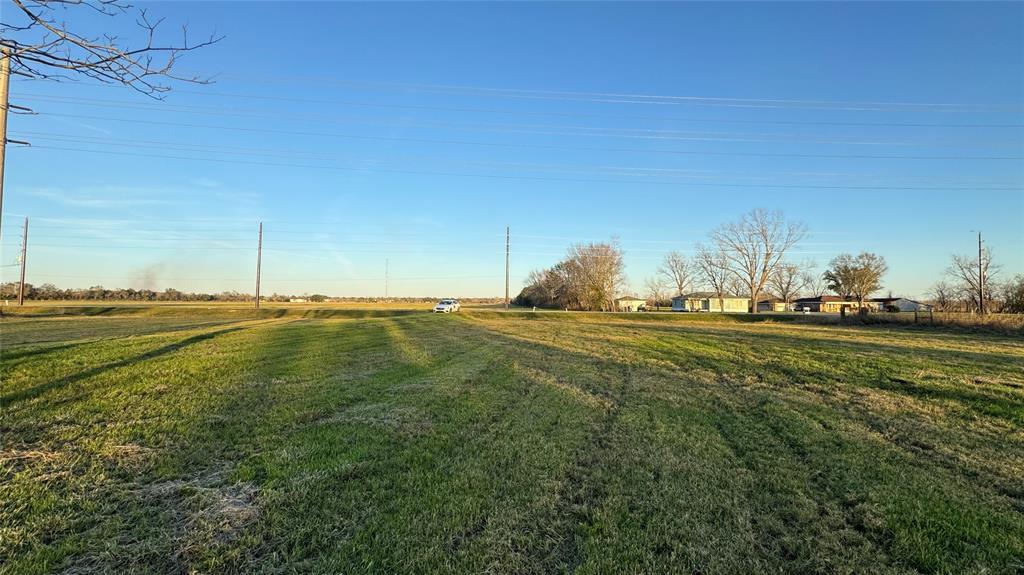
615,297,647,312
792,296,880,313
757,298,789,312
289,298,309,303
872,297,932,312
672,292,750,313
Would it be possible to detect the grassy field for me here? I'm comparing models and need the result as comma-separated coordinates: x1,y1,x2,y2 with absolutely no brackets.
2,307,1022,574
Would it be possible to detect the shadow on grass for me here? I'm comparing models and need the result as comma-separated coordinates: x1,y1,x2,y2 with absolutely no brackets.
2,306,426,321
1,324,252,407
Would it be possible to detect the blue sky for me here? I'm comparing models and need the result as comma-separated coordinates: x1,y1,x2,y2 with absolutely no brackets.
2,1,1022,298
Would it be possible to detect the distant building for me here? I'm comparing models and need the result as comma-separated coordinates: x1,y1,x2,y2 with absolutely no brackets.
757,298,789,312
289,298,308,303
792,296,880,313
615,297,647,312
672,292,750,312
872,297,932,312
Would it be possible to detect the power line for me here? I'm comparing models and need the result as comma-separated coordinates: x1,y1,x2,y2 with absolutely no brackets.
21,93,1024,147
15,131,1024,185
18,90,1024,130
14,145,1024,191
27,74,1024,113
27,112,1024,162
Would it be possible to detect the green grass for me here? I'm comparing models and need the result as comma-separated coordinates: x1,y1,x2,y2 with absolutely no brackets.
2,310,1022,574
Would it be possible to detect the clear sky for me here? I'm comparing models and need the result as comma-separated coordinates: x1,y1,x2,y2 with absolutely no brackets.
2,1,1022,298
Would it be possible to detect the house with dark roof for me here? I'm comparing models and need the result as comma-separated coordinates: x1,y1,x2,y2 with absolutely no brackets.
756,297,789,312
792,296,880,313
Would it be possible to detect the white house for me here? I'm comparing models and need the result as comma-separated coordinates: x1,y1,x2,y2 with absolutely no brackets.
615,297,647,312
872,297,932,312
672,292,750,312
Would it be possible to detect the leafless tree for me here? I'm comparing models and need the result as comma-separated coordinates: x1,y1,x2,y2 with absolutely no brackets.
1,0,222,95
768,261,812,308
725,275,746,298
643,276,669,311
709,209,807,313
823,252,888,305
694,243,732,312
928,281,959,312
804,270,829,298
657,251,691,297
948,247,999,313
999,275,1024,314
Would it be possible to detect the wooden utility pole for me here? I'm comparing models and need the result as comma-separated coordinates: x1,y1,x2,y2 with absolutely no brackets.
978,231,985,315
17,217,27,306
505,226,510,310
255,222,263,309
0,48,10,241
385,258,389,299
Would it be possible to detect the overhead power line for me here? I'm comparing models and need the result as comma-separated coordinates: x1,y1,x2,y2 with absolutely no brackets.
15,131,1024,186
19,93,1024,147
28,73,1024,113
30,113,1024,162
15,144,1023,190
16,88,1024,129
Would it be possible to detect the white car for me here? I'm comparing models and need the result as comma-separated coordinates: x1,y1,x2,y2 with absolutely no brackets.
432,299,461,313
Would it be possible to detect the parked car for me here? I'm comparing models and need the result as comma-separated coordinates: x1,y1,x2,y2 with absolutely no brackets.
433,299,461,313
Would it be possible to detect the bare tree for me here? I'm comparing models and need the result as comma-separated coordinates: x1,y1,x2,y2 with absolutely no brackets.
804,270,829,298
1,0,222,95
657,251,691,297
823,252,888,306
643,276,669,311
928,281,959,312
768,261,811,309
709,209,807,313
948,247,999,314
725,275,746,298
694,243,731,312
999,275,1024,314
565,241,626,311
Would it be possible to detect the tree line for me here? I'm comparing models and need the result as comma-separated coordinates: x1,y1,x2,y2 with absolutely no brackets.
0,283,504,305
516,208,1024,314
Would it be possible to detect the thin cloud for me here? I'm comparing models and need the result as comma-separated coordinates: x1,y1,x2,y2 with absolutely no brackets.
26,186,179,208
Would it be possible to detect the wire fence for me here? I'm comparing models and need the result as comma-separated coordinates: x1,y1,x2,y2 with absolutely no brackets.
846,310,1024,331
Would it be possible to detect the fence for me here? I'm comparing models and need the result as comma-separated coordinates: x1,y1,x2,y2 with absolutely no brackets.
848,310,1024,332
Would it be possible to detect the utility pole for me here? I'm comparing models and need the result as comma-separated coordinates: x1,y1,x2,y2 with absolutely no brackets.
504,225,510,310
17,216,27,306
0,47,11,241
978,231,985,315
255,222,263,309
385,258,389,300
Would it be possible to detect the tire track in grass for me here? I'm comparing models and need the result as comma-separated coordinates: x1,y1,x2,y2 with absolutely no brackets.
459,315,631,572
551,365,625,572
0,319,284,407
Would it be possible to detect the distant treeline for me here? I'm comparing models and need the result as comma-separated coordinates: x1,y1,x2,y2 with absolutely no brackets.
0,283,501,304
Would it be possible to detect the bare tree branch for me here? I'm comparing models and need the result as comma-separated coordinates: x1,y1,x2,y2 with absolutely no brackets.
657,251,691,297
947,247,999,313
708,209,807,313
1,0,222,96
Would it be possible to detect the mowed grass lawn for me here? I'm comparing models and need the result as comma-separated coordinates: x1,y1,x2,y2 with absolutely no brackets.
1,309,1022,574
